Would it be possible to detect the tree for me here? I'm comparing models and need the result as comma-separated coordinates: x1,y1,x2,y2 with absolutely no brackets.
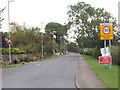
0,7,6,28
0,7,5,29
45,22,68,45
10,22,60,54
10,22,41,53
67,2,117,48
67,42,79,52
43,34,59,54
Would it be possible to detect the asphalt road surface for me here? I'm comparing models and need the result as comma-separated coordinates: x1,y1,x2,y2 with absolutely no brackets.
2,53,79,88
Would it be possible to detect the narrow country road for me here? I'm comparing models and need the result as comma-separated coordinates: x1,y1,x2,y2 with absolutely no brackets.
2,53,79,88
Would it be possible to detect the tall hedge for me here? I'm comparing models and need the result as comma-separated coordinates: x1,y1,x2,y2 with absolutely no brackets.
111,46,119,65
92,47,101,59
80,46,119,65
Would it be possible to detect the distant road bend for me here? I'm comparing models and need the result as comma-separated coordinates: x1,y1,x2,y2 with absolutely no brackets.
3,53,79,88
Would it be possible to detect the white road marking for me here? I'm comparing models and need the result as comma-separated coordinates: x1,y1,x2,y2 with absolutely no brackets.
36,64,40,65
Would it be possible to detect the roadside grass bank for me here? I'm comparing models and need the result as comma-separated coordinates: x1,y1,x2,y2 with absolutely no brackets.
2,62,29,68
42,53,68,61
82,55,118,88
41,55,59,61
2,54,65,68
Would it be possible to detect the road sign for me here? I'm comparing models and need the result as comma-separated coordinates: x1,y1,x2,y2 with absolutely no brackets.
99,56,112,64
100,23,113,40
100,47,110,56
6,38,12,44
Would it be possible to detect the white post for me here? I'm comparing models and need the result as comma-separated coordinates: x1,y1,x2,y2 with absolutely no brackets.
109,40,112,69
60,37,62,54
8,1,11,64
53,35,55,55
41,22,44,59
7,0,14,64
104,40,107,68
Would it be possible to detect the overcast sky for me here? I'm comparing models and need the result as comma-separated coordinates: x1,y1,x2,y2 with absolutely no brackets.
0,0,119,32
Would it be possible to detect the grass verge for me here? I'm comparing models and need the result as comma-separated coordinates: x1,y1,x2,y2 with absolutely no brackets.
41,53,68,61
2,62,29,68
2,54,67,68
83,55,118,88
41,55,59,61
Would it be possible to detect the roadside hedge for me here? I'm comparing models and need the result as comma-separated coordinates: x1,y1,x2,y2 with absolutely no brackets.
80,46,119,65
80,47,100,58
92,47,101,59
111,46,119,65
2,48,26,54
24,56,38,62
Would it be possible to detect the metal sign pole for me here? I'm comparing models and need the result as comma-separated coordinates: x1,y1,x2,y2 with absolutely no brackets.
41,33,43,59
41,22,44,59
8,1,12,64
53,35,55,55
104,40,107,68
109,40,112,69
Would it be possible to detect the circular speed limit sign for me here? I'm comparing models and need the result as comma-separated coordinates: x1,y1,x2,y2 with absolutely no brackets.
100,23,113,40
103,26,110,34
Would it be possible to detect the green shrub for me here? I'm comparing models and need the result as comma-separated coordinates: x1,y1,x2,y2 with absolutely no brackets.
12,48,26,54
46,51,53,55
79,48,94,56
79,48,84,54
2,48,26,54
0,60,4,63
2,48,9,54
111,46,119,65
11,48,19,54
19,50,26,54
33,57,38,61
92,47,101,59
11,57,20,64
24,57,31,62
84,48,94,56
24,56,35,62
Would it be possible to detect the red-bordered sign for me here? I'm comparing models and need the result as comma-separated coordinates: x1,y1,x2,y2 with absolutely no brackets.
99,56,112,64
6,38,13,44
102,26,110,34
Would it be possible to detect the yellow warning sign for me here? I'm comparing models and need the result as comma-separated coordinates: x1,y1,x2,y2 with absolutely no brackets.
100,23,113,40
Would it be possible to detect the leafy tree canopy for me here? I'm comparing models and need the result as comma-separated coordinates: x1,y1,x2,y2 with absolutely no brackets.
67,2,117,48
45,22,68,45
67,42,79,52
0,7,5,29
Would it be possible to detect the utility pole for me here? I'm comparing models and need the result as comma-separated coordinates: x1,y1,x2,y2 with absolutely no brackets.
52,31,56,55
52,35,55,55
8,0,14,64
41,22,44,59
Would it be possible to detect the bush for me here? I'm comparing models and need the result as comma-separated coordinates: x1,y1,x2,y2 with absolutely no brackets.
11,57,20,64
12,48,26,54
0,60,4,63
2,48,26,54
111,46,119,65
24,56,36,62
33,57,38,61
2,48,9,54
79,48,94,56
87,48,94,56
92,47,101,59
24,57,31,62
19,50,26,54
46,51,53,55
79,48,84,54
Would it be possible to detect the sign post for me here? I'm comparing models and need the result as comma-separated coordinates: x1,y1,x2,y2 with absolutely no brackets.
100,23,113,69
6,38,13,64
